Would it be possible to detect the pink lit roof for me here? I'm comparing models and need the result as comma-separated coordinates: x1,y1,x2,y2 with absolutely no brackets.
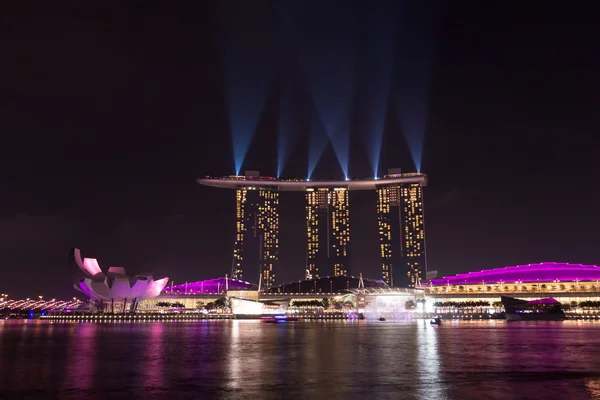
525,298,560,305
163,277,254,294
430,262,600,285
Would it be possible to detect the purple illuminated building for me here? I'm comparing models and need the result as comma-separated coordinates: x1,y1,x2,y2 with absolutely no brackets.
162,277,255,295
430,262,600,286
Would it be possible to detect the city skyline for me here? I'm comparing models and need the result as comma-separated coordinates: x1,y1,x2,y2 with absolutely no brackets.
1,1,598,298
2,1,599,398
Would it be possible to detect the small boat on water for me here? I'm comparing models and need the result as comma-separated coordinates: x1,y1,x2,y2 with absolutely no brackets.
378,317,386,321
430,317,442,325
501,296,566,321
261,315,300,323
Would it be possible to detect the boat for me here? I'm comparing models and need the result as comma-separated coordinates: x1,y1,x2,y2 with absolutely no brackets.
501,296,566,321
490,312,506,320
430,317,442,325
378,317,386,321
261,315,300,323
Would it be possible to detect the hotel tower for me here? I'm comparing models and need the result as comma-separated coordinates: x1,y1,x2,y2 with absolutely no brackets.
305,187,350,279
376,169,427,287
231,172,279,289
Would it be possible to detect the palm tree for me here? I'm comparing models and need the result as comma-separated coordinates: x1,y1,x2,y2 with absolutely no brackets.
214,297,230,310
570,301,578,309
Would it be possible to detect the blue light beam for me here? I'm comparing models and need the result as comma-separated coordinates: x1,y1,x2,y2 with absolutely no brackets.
287,1,358,179
395,89,429,172
276,9,301,179
277,72,295,178
220,3,276,175
277,99,292,178
307,111,329,179
393,2,441,172
361,2,399,177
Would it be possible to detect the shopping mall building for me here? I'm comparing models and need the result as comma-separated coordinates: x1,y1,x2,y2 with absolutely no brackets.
423,262,600,312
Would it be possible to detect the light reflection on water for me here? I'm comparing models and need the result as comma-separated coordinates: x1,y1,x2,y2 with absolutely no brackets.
416,321,443,399
143,320,165,391
1,320,600,399
227,320,241,389
63,322,96,391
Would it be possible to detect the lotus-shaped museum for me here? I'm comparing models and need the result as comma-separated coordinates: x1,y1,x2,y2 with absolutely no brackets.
72,248,168,303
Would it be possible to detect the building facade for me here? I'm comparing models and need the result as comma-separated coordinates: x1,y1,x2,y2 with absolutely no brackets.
376,170,427,287
232,186,279,289
305,187,350,279
422,262,600,315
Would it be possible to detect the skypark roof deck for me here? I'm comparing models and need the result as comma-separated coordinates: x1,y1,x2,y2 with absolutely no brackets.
197,173,427,191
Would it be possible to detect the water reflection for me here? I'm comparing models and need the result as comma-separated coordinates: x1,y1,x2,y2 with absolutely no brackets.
227,320,241,389
1,320,600,399
416,322,445,399
64,322,97,391
143,322,165,391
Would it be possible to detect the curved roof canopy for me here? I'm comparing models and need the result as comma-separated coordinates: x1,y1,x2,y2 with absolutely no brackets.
430,262,600,285
163,277,255,294
267,276,389,293
197,173,426,191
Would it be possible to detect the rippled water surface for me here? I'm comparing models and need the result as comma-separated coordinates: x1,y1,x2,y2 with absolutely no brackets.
1,319,600,399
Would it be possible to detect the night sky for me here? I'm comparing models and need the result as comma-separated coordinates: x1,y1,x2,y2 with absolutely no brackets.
1,1,598,298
